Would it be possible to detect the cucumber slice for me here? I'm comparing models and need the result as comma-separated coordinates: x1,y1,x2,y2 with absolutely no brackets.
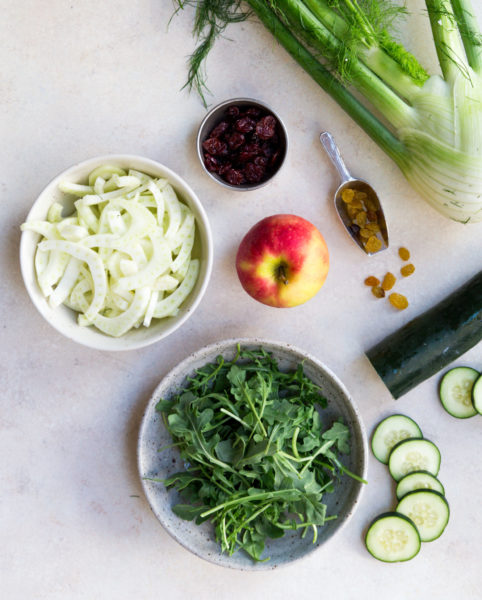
396,490,449,542
471,373,482,415
396,471,445,500
388,438,441,482
365,512,421,562
439,366,479,418
371,414,422,464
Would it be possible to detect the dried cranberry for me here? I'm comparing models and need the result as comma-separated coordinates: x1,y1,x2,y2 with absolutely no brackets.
218,162,232,176
261,142,274,158
227,132,245,150
254,156,268,168
245,107,262,118
202,138,227,156
226,105,240,118
238,143,261,162
256,115,277,140
204,154,219,172
210,121,229,139
235,117,256,133
244,162,265,183
225,168,245,185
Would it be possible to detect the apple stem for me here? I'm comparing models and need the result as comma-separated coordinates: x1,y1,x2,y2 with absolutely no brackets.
276,265,289,285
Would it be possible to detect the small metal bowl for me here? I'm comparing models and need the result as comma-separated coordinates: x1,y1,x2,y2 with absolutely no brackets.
196,97,288,191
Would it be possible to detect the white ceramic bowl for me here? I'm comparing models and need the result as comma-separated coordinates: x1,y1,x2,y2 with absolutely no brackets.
138,338,368,570
19,155,213,351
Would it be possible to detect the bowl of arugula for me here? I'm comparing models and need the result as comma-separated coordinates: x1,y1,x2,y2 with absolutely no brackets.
138,339,367,569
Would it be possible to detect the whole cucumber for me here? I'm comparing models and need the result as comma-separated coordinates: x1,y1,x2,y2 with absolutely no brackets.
366,271,482,398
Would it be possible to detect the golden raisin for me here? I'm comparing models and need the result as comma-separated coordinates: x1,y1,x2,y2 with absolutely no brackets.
365,236,382,253
365,197,378,212
389,292,409,310
341,188,355,203
364,276,380,287
355,211,368,227
347,205,360,220
372,286,385,298
355,191,367,202
351,198,364,209
359,228,372,238
366,210,378,222
398,247,410,261
401,263,415,277
381,272,396,291
366,222,380,233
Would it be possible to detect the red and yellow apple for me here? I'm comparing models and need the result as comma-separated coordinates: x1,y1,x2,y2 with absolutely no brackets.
235,214,329,307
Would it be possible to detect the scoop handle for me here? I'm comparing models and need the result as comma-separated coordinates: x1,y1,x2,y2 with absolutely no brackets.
320,132,351,183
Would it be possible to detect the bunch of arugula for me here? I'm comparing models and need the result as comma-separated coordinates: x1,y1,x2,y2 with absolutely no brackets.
154,347,363,562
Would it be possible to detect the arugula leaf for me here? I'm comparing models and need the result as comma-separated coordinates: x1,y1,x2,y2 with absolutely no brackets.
322,420,351,454
172,504,208,522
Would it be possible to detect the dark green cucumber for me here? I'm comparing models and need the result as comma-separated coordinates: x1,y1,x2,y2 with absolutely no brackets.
366,271,482,399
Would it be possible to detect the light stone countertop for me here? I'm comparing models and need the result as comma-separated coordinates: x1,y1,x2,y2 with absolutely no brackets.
2,1,482,598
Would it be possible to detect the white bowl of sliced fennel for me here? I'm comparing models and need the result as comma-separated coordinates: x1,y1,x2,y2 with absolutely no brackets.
20,155,213,351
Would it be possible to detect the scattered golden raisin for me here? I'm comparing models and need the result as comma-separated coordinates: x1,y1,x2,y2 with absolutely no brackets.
364,276,380,287
382,272,396,291
398,247,410,261
355,211,368,227
359,228,372,238
365,222,380,233
389,293,409,310
372,286,385,298
365,236,382,253
401,263,415,277
341,188,355,203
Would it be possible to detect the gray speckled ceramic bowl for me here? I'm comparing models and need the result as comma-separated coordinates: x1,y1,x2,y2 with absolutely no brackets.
137,339,367,570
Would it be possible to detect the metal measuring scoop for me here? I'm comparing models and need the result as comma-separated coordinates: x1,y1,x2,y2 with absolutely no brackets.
320,132,389,255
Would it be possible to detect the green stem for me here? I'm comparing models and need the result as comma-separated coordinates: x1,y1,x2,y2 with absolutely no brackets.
299,439,334,476
360,46,423,102
450,0,482,72
342,0,376,40
219,407,250,428
291,427,300,458
242,385,268,437
200,488,300,518
426,0,469,82
274,0,414,128
302,0,426,100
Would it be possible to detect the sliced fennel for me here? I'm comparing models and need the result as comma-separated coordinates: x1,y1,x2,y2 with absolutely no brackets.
21,166,200,337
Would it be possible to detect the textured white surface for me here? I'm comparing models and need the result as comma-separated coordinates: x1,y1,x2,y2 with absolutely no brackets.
1,1,482,598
